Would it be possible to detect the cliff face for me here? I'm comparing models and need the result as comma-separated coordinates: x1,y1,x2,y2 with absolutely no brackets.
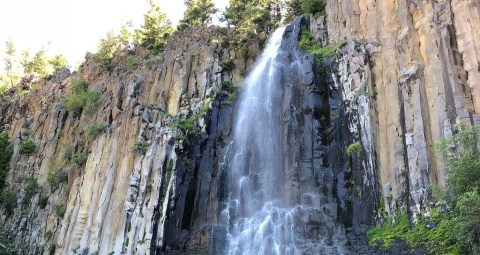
0,1,479,254
0,26,255,254
323,0,479,216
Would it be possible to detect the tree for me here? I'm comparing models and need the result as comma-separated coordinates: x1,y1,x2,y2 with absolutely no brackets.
2,38,20,88
119,20,134,44
224,0,282,52
178,0,217,29
95,31,120,71
285,0,302,23
49,54,67,72
22,47,51,78
437,124,480,254
301,0,325,16
136,0,173,54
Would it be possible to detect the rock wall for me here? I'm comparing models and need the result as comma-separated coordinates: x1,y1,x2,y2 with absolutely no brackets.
324,0,479,216
0,26,254,255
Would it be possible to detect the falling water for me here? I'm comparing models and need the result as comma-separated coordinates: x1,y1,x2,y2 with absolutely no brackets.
224,26,300,255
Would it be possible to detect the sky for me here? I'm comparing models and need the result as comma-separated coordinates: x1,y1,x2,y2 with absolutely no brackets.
0,0,228,67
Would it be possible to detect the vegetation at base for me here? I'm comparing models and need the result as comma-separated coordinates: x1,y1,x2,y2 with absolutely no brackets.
298,27,345,57
368,124,480,255
20,139,36,154
347,141,362,156
178,0,216,30
63,80,101,115
132,141,149,154
55,204,66,218
368,211,459,254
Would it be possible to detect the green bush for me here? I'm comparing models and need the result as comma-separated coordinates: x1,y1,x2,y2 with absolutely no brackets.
38,194,48,209
71,152,87,166
126,56,138,70
23,176,38,204
301,0,326,16
87,123,105,139
220,58,235,71
132,141,149,154
436,124,480,254
20,139,36,154
0,188,16,213
63,80,101,115
55,204,66,218
0,131,13,193
47,168,67,189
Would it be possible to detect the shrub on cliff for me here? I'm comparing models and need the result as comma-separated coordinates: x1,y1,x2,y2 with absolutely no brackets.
63,80,101,115
0,131,13,190
20,139,36,154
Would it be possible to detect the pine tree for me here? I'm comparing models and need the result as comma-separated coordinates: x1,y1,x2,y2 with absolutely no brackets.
3,39,20,88
95,31,120,71
136,0,173,54
179,0,217,29
49,54,67,72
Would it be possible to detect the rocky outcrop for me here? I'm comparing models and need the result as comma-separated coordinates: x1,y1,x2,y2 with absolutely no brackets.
0,26,253,255
323,0,478,217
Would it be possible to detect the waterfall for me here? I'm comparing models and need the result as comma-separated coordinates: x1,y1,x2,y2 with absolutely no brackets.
222,22,348,255
224,26,299,255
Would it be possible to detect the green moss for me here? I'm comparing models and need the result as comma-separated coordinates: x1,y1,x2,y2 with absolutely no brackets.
347,141,362,156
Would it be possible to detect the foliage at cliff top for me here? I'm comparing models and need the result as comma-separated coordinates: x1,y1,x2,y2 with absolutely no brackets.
224,0,282,54
178,0,216,30
368,124,480,255
285,0,326,22
135,0,173,54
